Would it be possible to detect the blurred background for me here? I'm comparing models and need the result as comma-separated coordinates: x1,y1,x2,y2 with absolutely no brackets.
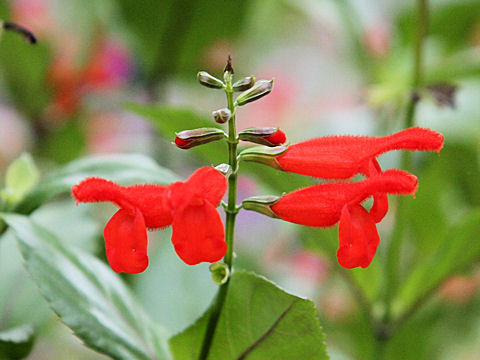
0,0,479,359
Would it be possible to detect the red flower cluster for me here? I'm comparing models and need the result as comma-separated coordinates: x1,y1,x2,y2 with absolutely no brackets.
269,127,444,268
72,167,227,273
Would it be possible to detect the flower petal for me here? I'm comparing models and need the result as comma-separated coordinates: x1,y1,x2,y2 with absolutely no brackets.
337,204,380,269
171,197,226,265
73,177,172,228
270,169,417,227
169,167,227,210
276,127,444,179
104,208,148,273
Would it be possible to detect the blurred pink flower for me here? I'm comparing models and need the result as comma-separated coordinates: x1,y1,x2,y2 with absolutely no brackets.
439,272,480,305
363,23,390,58
11,0,53,36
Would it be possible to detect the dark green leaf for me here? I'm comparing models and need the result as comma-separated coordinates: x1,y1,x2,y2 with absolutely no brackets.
0,324,35,360
1,213,170,360
14,154,178,214
170,271,328,360
394,209,480,318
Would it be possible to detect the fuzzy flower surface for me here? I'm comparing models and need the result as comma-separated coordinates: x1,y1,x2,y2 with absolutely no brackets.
72,167,227,273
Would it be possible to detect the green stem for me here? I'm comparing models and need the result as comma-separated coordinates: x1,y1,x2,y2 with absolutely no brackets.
198,73,238,360
383,0,429,325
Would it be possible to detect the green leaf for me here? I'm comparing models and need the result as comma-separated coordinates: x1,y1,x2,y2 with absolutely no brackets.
1,154,39,205
170,271,328,360
14,154,178,214
393,209,480,318
0,324,35,360
1,213,170,360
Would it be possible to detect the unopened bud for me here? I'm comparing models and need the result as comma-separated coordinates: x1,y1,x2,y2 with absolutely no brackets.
212,108,231,124
239,127,287,147
209,262,230,285
215,163,232,177
174,128,226,149
233,76,255,92
197,71,224,89
235,79,273,106
238,145,288,169
242,195,281,218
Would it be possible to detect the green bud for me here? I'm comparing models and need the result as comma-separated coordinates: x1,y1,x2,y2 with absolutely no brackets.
235,79,273,106
238,145,288,169
242,195,281,218
1,153,39,204
232,76,255,92
197,71,225,89
212,108,231,124
209,262,230,285
174,128,226,149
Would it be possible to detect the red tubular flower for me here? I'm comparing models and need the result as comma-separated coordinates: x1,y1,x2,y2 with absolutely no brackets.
276,127,444,179
270,169,418,268
72,167,227,273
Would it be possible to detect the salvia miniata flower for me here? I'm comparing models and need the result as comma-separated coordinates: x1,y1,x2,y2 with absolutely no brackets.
275,127,443,179
72,167,227,273
270,169,418,268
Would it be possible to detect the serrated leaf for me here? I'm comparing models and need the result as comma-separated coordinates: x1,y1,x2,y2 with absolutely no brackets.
1,213,170,360
14,154,178,214
170,271,328,360
393,209,480,317
0,324,35,360
1,153,39,204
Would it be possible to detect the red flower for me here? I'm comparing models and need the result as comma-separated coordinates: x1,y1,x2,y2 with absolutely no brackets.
270,169,418,268
72,167,227,273
276,127,443,179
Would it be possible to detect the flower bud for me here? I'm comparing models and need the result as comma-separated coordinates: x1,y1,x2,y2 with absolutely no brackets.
242,195,281,218
209,262,230,285
232,76,255,92
239,127,287,147
237,145,288,169
235,79,273,106
197,71,224,89
215,163,232,177
174,128,226,149
212,108,231,124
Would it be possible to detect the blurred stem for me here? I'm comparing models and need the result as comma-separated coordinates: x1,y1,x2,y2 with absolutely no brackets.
383,0,429,325
198,71,238,360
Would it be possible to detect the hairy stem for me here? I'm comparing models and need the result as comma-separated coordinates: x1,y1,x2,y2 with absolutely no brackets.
383,0,429,331
198,72,238,360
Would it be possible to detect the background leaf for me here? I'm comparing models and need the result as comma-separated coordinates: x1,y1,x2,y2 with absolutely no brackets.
1,213,170,360
14,154,178,214
1,153,39,205
393,209,480,318
170,271,328,360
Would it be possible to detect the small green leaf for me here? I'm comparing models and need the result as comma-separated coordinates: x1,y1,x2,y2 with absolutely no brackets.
393,209,480,318
170,271,328,360
1,153,39,204
0,324,35,360
1,213,170,360
14,154,178,214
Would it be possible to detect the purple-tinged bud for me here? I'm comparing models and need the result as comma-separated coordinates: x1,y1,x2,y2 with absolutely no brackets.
212,108,231,124
239,127,287,147
197,71,225,89
174,128,226,149
235,79,273,106
233,76,255,92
